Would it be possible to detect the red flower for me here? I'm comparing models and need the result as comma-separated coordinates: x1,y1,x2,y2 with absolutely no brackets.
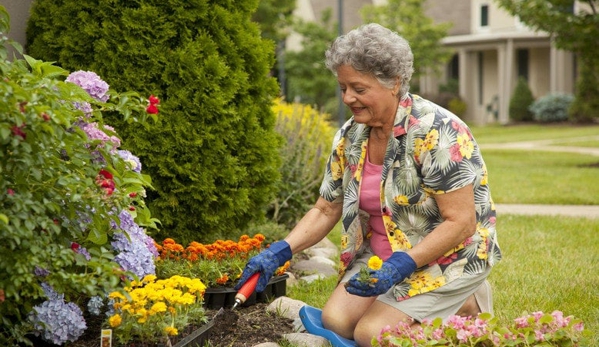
98,169,113,179
41,113,51,121
11,124,26,140
71,242,80,252
146,104,159,114
128,206,136,211
129,192,137,198
96,169,115,196
7,189,14,196
148,95,160,105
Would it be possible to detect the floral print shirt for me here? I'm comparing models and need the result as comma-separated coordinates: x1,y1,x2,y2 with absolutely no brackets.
319,94,501,301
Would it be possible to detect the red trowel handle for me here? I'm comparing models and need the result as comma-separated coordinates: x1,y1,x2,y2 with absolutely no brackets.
233,272,259,308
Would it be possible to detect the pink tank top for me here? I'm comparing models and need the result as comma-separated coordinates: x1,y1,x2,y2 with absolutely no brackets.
360,152,393,260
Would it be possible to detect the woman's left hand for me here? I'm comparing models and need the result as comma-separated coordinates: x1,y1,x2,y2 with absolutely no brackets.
345,252,417,296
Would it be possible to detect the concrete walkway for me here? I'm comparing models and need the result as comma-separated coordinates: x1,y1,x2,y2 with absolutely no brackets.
495,204,599,218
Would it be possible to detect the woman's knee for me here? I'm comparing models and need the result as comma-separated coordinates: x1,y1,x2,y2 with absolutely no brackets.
354,316,390,346
321,305,355,339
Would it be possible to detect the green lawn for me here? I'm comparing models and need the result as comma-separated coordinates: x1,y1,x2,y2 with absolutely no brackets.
470,123,599,144
483,149,599,205
287,124,598,345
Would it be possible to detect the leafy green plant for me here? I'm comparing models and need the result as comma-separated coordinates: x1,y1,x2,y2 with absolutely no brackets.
25,0,282,244
509,77,535,122
0,8,158,344
269,99,336,228
529,93,574,123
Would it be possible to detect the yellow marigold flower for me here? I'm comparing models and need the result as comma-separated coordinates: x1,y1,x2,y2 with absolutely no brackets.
142,274,157,283
367,256,383,270
108,314,122,328
108,291,126,301
165,326,178,336
149,302,167,314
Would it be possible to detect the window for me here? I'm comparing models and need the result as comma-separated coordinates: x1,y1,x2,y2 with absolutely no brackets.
517,49,529,81
480,4,489,27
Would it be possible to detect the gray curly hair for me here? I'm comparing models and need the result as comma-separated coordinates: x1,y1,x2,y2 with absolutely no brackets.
325,23,414,98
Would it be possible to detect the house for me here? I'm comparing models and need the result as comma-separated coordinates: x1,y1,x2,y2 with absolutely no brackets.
4,0,578,125
292,0,578,125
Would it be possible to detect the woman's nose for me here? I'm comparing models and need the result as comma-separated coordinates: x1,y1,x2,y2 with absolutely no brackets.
342,91,355,104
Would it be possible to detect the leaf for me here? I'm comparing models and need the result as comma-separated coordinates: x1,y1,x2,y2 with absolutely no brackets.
0,213,8,224
87,227,108,245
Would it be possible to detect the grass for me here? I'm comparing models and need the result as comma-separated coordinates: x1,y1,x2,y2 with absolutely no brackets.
469,123,599,144
483,149,599,204
491,215,599,344
285,124,599,345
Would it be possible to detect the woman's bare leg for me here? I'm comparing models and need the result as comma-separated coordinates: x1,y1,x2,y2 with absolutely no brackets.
321,283,377,339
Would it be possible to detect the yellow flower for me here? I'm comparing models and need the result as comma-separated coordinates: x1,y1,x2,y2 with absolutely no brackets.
149,302,167,315
367,256,383,270
109,314,122,328
457,133,474,159
165,326,178,336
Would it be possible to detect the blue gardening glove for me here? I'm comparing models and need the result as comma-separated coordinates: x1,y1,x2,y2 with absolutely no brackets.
235,240,292,293
345,252,417,297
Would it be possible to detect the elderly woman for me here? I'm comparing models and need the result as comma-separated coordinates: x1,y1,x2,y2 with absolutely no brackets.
237,23,501,346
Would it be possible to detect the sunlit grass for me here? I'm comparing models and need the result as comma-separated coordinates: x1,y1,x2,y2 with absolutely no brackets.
490,215,599,345
470,123,599,144
483,149,599,205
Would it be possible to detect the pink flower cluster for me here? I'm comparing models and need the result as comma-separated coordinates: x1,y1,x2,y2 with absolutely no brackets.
376,310,586,347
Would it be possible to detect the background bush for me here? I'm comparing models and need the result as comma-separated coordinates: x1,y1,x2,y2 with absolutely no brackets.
269,99,335,229
509,77,535,122
529,93,574,123
25,0,282,244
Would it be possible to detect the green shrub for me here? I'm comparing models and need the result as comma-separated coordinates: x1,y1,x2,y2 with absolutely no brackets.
448,97,467,117
25,0,282,244
509,77,535,122
0,9,158,343
569,60,599,123
529,93,574,123
269,99,335,228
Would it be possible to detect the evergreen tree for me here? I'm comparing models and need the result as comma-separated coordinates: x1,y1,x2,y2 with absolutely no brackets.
509,77,535,122
26,0,282,243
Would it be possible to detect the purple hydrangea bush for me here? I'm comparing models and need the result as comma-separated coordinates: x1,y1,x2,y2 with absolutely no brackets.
18,69,160,345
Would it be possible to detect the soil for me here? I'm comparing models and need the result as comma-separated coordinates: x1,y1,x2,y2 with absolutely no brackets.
206,303,296,346
27,302,295,347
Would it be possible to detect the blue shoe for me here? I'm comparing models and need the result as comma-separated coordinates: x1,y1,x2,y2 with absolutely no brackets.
299,305,358,347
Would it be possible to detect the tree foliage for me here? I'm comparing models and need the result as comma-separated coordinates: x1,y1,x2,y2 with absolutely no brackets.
360,0,453,80
252,0,296,42
284,9,339,114
495,0,599,122
25,0,282,243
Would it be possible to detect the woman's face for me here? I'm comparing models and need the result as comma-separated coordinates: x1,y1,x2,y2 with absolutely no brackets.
337,64,399,128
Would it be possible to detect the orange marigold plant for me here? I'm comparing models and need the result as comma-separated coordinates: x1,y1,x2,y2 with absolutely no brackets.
154,234,289,287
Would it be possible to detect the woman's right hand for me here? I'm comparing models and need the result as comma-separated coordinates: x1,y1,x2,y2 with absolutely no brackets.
234,240,292,292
